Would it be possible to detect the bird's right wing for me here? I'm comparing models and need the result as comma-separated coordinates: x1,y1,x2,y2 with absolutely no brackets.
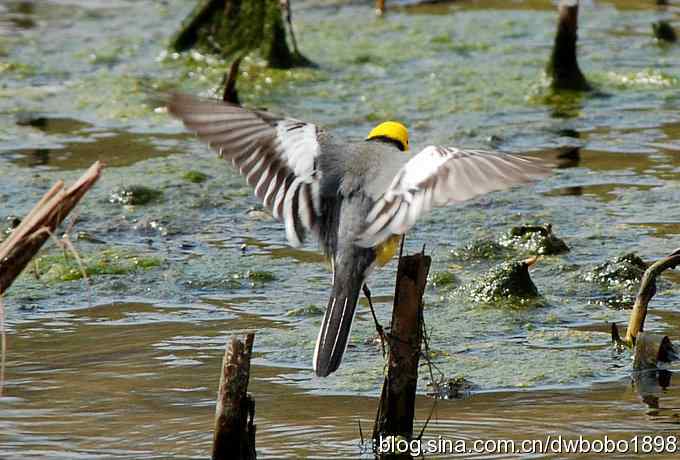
356,146,552,247
167,93,323,247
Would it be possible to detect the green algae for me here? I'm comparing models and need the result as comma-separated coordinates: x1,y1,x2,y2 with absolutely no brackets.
583,253,647,290
246,270,276,283
450,239,508,261
183,170,209,183
497,224,569,255
0,60,38,78
457,260,540,306
451,225,567,260
110,185,164,206
33,250,162,283
430,271,458,289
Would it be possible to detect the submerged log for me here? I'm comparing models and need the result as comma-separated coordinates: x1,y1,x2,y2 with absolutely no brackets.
547,0,591,91
373,251,431,459
212,333,256,460
171,0,312,69
0,162,102,295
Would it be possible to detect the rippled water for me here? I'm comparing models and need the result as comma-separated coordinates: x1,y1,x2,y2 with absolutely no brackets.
1,0,680,458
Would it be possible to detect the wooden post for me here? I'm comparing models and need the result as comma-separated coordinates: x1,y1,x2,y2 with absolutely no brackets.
375,0,386,16
0,161,102,295
212,333,256,460
373,251,431,459
222,56,243,105
547,0,591,91
624,249,680,344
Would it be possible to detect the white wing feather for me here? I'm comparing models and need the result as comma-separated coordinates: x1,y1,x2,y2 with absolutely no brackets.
168,93,322,247
356,146,551,247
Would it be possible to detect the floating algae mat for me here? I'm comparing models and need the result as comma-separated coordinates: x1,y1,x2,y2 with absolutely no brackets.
0,0,680,458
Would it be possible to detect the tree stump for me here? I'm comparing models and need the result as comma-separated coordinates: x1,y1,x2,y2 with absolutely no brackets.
171,0,311,69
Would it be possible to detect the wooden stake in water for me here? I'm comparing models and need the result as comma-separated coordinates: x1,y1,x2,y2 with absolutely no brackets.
373,249,431,458
212,333,256,460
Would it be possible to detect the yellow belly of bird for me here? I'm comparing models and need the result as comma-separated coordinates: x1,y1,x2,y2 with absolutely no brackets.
375,234,401,266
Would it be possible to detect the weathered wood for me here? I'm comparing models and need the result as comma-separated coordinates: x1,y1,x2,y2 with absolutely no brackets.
0,162,102,295
624,249,680,344
373,251,431,459
547,0,591,91
212,333,256,460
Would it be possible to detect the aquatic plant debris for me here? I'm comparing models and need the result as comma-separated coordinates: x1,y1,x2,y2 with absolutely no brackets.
449,239,509,261
457,258,540,306
430,271,458,289
497,224,569,255
427,376,478,400
584,253,647,290
110,185,164,206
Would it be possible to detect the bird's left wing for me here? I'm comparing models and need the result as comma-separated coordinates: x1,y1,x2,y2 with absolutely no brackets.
167,93,322,247
356,146,551,247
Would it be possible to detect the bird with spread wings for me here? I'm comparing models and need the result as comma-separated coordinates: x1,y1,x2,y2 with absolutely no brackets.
167,93,550,377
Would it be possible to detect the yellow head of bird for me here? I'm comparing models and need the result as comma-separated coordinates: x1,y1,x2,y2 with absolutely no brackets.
366,121,409,151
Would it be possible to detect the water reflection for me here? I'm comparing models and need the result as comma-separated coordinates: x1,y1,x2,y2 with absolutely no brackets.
7,131,184,171
633,369,672,413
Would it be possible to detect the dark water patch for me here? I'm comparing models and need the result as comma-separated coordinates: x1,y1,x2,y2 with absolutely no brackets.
544,182,658,202
4,131,184,171
577,149,658,174
14,115,92,133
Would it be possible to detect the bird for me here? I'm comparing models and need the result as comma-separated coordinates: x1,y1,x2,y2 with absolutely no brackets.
166,93,550,377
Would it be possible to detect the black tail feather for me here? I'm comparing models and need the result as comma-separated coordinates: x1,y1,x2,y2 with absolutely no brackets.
313,269,364,377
